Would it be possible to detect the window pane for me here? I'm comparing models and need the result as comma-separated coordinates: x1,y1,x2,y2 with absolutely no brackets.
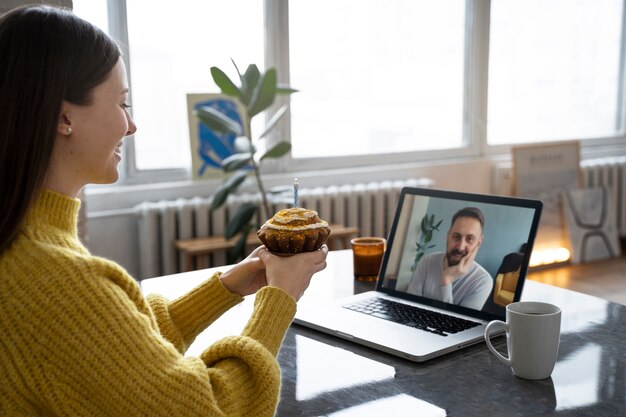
488,0,624,145
126,0,264,170
72,0,108,33
289,0,466,159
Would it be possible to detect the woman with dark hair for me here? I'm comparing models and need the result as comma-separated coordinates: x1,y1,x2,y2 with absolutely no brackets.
0,6,327,416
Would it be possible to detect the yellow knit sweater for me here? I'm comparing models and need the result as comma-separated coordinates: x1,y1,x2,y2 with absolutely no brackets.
0,189,296,416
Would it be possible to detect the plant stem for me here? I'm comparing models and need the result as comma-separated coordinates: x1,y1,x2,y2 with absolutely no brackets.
252,158,270,220
246,122,270,221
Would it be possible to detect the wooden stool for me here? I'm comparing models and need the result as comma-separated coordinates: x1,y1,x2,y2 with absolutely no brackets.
175,224,360,272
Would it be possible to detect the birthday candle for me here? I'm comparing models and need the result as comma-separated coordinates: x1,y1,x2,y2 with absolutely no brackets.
294,178,299,208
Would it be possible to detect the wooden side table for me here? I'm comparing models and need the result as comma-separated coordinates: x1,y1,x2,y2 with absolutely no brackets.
175,224,360,272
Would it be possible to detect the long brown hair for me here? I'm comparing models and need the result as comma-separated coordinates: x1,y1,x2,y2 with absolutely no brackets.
0,5,120,253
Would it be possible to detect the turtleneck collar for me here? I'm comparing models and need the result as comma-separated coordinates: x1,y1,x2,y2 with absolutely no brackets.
27,188,81,235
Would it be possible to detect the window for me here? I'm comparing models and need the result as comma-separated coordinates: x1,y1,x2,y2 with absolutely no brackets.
488,0,625,144
72,0,108,32
288,1,466,158
73,0,626,183
125,0,264,171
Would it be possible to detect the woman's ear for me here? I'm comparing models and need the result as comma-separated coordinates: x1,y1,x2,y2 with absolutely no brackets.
57,104,74,136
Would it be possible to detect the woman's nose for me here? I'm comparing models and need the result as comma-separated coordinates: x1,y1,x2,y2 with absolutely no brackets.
126,115,137,136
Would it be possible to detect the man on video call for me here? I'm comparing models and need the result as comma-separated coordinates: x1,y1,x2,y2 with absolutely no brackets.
407,207,493,310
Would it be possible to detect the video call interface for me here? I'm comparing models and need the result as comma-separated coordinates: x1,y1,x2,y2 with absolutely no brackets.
380,192,539,314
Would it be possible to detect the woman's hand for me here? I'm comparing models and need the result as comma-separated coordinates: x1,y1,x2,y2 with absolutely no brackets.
220,245,329,300
259,245,328,301
219,246,268,297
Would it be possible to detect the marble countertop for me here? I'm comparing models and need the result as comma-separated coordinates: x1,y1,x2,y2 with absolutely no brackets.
142,250,626,417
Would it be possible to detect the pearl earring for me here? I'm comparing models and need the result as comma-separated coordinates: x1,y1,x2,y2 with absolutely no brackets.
67,127,72,134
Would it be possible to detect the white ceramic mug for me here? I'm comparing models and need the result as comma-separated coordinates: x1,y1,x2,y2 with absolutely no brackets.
484,301,561,380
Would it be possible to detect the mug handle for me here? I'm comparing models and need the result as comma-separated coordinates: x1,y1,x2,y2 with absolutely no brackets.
484,320,511,367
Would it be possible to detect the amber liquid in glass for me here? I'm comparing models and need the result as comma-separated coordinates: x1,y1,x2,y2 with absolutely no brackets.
351,238,386,282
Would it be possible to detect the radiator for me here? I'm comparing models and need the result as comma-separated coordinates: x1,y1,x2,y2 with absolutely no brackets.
135,178,430,279
492,155,626,238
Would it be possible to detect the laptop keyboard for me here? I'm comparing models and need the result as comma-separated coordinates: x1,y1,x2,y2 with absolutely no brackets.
343,298,481,337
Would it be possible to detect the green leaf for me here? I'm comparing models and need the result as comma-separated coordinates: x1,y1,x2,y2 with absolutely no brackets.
249,68,277,117
210,66,242,98
259,141,291,161
231,58,243,83
225,203,257,239
429,213,435,225
276,85,298,95
420,216,428,235
221,153,252,172
241,64,261,106
412,252,424,269
424,232,432,244
259,105,288,138
211,171,247,210
435,219,443,229
227,224,253,264
195,106,243,136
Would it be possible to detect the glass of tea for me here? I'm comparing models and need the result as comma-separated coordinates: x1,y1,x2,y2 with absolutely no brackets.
351,237,386,282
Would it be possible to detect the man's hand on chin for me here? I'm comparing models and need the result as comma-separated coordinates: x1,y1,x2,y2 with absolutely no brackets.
441,246,479,286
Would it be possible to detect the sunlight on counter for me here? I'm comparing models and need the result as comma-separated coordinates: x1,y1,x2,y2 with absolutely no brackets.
295,335,395,401
553,343,602,410
326,394,446,417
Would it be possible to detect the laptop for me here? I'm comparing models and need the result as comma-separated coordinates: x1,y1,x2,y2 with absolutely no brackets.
294,186,543,362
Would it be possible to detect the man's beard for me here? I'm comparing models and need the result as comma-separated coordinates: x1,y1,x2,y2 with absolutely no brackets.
446,249,467,266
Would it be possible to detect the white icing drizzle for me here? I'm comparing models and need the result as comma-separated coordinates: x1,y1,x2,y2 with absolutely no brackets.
264,220,329,231
262,208,328,231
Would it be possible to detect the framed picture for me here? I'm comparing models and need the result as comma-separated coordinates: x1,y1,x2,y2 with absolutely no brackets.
511,141,582,256
512,141,582,196
186,93,249,180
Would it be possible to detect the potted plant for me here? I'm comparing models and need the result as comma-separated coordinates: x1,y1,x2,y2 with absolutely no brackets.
194,60,297,262
411,213,442,271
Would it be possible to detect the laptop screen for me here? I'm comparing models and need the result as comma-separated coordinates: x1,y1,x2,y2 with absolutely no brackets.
378,187,543,319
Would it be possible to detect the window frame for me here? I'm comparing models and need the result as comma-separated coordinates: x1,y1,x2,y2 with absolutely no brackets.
106,0,626,185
